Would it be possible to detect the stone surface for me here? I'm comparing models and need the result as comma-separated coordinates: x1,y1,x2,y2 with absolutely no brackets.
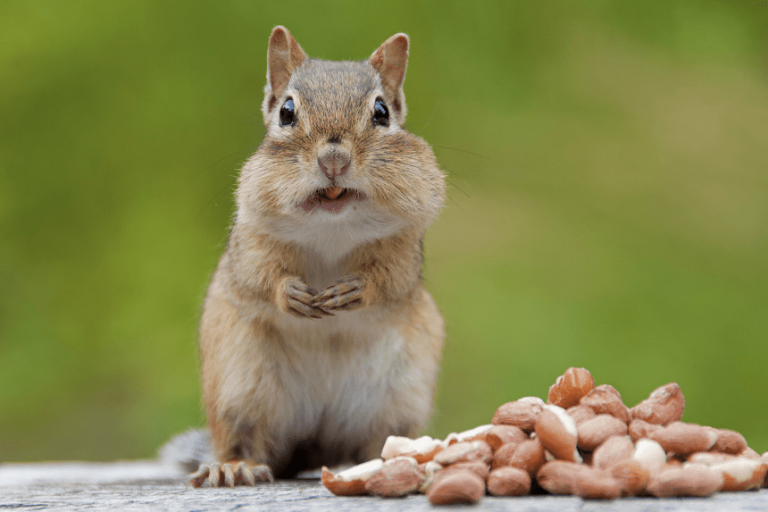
2,461,768,511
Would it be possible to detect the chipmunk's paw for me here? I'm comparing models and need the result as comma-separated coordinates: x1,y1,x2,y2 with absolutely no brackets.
312,275,364,312
190,461,274,488
282,278,332,319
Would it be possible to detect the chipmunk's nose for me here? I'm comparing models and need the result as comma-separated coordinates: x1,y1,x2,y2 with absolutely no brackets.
317,145,351,179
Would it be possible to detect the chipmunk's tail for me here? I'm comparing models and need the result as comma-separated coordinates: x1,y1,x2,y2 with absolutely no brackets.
158,428,213,472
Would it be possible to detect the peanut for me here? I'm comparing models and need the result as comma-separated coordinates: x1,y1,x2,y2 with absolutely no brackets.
380,435,443,463
508,438,547,477
492,399,542,432
577,414,628,452
628,418,661,442
487,466,531,496
547,367,595,409
648,422,718,455
433,440,492,466
444,424,492,446
630,383,684,425
485,425,527,452
580,384,631,424
647,464,724,497
322,368,764,504
609,459,649,496
437,461,490,482
417,460,442,494
492,438,546,477
593,436,634,470
566,404,597,425
712,429,747,455
364,459,425,497
427,469,485,505
687,456,768,492
535,406,581,463
321,459,383,496
537,460,621,499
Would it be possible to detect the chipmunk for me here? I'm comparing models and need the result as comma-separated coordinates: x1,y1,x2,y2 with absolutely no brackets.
184,26,446,487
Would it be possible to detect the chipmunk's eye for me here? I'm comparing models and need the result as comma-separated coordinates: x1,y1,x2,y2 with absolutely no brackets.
279,98,295,127
373,98,389,127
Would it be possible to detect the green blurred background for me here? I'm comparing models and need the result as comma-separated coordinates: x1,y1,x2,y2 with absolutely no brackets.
1,0,767,462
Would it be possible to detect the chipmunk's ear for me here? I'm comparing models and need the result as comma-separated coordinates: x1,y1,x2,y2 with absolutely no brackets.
370,33,409,125
262,26,307,124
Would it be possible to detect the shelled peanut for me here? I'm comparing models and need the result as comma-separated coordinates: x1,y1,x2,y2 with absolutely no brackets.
321,367,768,504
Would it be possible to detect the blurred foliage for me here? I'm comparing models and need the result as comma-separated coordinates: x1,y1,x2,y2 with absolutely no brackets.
1,0,767,462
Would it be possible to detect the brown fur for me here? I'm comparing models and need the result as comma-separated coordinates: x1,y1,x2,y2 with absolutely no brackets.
198,26,446,482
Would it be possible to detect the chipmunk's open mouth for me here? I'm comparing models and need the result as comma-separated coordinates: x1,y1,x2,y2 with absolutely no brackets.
300,186,367,213
318,186,347,202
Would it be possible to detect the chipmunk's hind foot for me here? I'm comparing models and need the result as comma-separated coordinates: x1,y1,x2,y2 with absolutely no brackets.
189,461,274,488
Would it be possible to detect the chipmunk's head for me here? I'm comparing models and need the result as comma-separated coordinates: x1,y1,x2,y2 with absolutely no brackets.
237,27,445,260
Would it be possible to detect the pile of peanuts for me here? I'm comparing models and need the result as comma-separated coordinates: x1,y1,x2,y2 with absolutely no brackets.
321,367,768,504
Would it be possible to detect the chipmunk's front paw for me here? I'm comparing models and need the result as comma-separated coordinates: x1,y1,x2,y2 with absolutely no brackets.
282,278,332,319
190,461,274,488
312,275,364,312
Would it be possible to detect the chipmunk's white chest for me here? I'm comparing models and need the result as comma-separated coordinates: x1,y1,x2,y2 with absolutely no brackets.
270,315,406,446
300,251,346,291
268,203,406,264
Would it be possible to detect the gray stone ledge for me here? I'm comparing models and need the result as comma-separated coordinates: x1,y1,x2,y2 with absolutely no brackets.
1,461,767,511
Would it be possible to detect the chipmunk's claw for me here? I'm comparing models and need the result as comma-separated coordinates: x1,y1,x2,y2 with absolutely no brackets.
189,461,274,488
283,278,331,319
312,275,364,312
189,464,210,488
